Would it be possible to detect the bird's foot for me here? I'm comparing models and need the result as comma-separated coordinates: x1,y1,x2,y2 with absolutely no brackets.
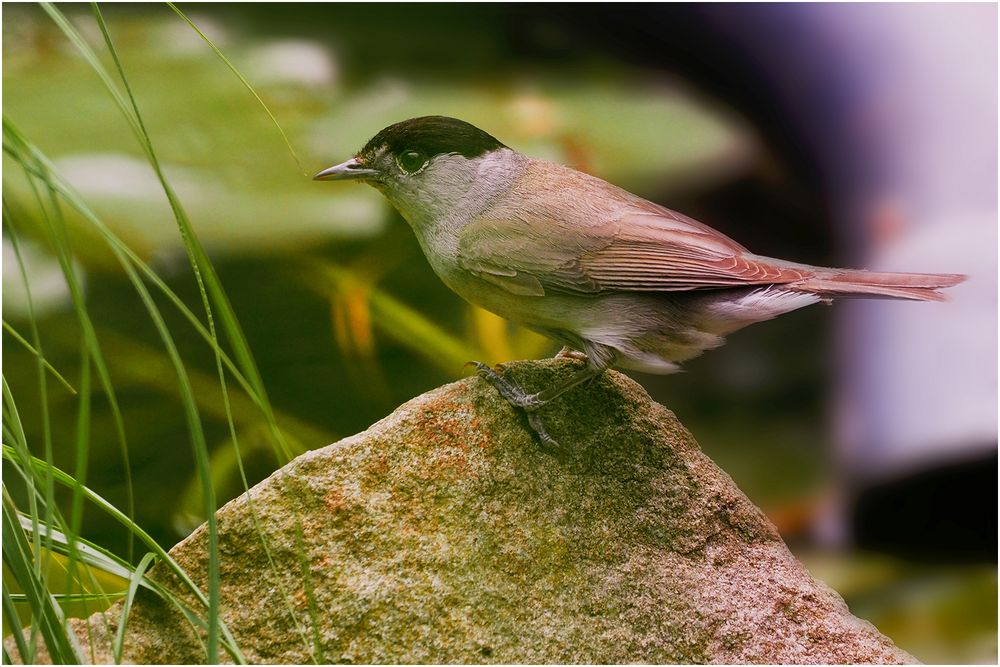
469,362,545,410
469,361,561,451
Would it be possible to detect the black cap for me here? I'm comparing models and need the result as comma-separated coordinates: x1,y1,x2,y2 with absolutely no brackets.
359,116,506,161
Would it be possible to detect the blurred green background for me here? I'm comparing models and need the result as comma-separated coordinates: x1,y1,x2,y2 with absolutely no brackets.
2,3,995,663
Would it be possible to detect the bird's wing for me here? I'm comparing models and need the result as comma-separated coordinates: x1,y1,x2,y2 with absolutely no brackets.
457,201,814,296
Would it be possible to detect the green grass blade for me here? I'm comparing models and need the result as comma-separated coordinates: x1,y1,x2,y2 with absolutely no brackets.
1,445,245,661
3,583,32,663
1,374,46,594
85,8,229,657
4,121,233,662
3,137,138,566
10,467,217,660
113,552,156,663
97,237,227,660
2,130,293,461
84,330,323,451
46,2,295,469
1,207,59,577
37,4,143,142
25,8,316,651
165,2,305,174
2,487,84,664
63,343,93,639
5,8,325,657
7,441,129,655
16,514,141,586
0,321,77,396
6,593,125,605
291,522,325,663
3,142,310,659
5,195,77,599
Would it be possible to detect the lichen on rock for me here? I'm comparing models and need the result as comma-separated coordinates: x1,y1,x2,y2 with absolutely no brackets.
10,359,916,664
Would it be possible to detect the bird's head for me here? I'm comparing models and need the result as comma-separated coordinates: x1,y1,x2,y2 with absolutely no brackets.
314,116,515,228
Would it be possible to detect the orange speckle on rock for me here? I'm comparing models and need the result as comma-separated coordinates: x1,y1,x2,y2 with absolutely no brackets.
292,587,306,608
323,488,347,513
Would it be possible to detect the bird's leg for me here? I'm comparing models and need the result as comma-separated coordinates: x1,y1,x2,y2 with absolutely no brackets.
470,360,606,449
526,412,560,450
529,365,604,404
470,362,601,411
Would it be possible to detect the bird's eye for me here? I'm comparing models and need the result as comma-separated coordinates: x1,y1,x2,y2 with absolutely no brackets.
397,150,428,174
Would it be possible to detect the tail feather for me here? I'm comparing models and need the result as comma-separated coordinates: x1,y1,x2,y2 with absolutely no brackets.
794,270,966,302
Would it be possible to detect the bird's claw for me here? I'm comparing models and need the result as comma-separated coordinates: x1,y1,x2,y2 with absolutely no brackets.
526,412,562,452
470,361,561,450
471,362,544,410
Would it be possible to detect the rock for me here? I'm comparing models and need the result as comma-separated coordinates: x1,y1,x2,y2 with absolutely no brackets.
12,360,915,664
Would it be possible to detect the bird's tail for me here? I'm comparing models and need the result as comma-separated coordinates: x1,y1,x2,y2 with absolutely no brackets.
794,269,966,302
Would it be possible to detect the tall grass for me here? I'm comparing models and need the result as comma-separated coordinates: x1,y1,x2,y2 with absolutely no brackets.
1,3,322,662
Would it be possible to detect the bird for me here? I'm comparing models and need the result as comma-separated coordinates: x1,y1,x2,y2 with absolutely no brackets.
314,115,965,448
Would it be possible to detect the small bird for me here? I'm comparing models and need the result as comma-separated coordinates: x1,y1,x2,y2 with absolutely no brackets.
315,116,964,447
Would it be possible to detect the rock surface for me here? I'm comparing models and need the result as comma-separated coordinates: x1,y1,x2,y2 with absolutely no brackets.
14,360,915,664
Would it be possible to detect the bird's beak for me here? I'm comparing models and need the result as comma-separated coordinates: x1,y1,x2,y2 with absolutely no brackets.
312,157,379,181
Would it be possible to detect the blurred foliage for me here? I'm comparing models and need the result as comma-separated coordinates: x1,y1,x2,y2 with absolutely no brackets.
1,3,993,663
800,550,998,664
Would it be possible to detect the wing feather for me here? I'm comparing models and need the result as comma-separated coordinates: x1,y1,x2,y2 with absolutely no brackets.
456,166,814,296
